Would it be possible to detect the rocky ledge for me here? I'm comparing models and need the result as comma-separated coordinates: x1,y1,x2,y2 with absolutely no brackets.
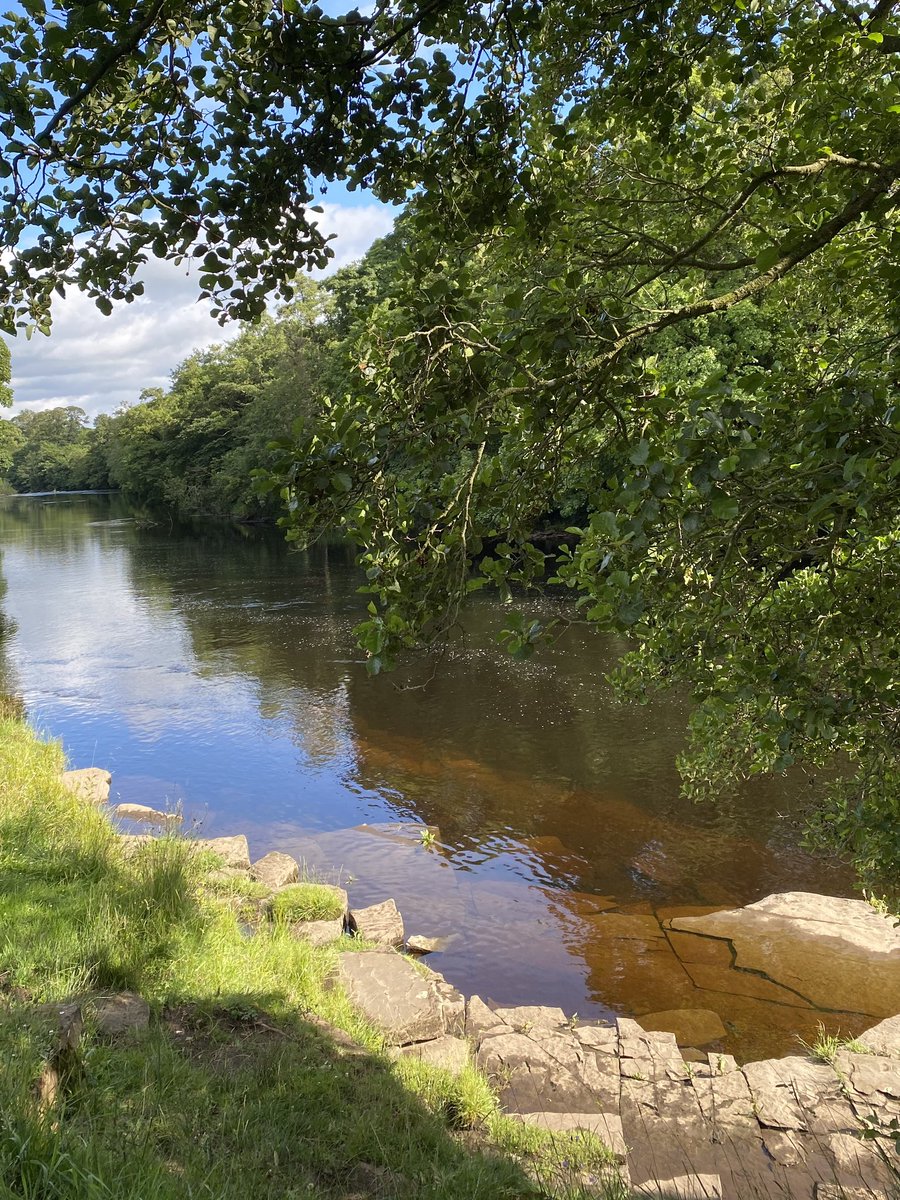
61,773,900,1198
338,953,900,1200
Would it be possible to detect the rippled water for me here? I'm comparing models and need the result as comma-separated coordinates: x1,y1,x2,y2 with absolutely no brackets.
0,493,860,1059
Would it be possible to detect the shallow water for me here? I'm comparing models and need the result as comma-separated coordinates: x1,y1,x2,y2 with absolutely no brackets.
0,493,862,1059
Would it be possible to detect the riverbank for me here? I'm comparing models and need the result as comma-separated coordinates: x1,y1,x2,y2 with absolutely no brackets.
0,717,620,1199
4,719,899,1199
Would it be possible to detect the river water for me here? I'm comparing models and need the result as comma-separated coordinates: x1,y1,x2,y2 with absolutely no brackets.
0,492,861,1059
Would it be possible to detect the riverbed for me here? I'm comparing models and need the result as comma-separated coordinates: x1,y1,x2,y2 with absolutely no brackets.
0,492,860,1059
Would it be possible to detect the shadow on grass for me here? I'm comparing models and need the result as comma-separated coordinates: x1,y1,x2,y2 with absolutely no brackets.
0,992,546,1200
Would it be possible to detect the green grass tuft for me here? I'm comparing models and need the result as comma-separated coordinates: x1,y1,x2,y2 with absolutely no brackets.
270,882,344,923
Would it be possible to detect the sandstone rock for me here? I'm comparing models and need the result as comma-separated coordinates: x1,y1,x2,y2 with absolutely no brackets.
405,935,448,954
858,1014,900,1058
118,833,153,857
428,969,466,1036
206,867,250,882
291,918,344,946
492,1004,568,1030
398,1035,470,1073
638,1008,727,1048
113,802,181,825
250,851,299,889
590,912,666,940
61,767,110,805
335,950,446,1044
192,835,251,871
89,992,150,1037
350,899,404,947
835,1050,900,1099
671,892,900,1017
742,1056,840,1131
352,822,440,846
515,1109,627,1162
633,1174,722,1199
574,1023,618,1053
465,995,507,1042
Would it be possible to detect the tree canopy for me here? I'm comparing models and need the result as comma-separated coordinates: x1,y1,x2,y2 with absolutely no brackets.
1,0,898,889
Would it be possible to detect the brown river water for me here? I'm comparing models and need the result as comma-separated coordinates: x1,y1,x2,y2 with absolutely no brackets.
0,493,865,1061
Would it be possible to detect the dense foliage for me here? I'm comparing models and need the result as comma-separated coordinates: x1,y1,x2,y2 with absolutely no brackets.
0,1,898,889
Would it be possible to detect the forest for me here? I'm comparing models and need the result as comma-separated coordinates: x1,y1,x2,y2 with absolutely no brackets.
0,0,897,894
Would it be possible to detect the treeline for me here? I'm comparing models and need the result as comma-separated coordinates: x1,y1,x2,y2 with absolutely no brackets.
0,233,400,512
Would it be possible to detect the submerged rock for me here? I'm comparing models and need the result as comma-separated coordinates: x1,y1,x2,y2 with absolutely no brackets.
113,802,181,826
671,892,900,1017
638,1008,727,1048
405,935,448,955
61,767,111,805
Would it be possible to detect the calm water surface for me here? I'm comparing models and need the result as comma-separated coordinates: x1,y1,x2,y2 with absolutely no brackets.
0,493,858,1059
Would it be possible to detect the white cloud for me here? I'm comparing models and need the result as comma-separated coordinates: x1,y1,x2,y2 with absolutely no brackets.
3,201,396,422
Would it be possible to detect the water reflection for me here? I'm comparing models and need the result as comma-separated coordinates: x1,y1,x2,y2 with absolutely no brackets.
0,493,859,1059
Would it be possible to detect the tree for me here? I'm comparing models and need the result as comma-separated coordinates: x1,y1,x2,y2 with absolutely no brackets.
2,1,899,889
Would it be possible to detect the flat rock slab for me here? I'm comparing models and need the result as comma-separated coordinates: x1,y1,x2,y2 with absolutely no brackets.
61,768,111,805
492,1004,568,1030
859,1014,900,1058
250,851,299,889
671,892,900,1017
352,822,440,846
397,1035,470,1073
350,899,404,947
335,951,455,1045
639,1008,727,1048
406,935,448,954
89,992,150,1036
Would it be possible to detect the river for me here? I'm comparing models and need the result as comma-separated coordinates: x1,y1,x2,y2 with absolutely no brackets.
0,492,861,1060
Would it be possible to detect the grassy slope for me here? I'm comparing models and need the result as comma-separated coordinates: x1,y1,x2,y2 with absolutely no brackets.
0,719,619,1200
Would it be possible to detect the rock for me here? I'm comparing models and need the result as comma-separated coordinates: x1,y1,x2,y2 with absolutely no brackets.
352,822,440,846
405,935,448,955
206,867,250,882
742,1055,840,1131
335,950,447,1045
250,851,299,890
350,899,404,947
61,767,110,805
465,995,507,1042
89,992,150,1037
633,1175,723,1199
859,1014,900,1058
590,912,666,940
638,1008,727,1048
290,918,344,946
118,833,154,857
671,892,900,1017
515,1109,627,1162
398,1035,470,1073
191,835,251,871
492,1004,567,1030
113,802,181,826
681,1047,709,1064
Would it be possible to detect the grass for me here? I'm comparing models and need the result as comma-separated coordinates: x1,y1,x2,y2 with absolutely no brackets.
800,1022,872,1065
270,881,345,923
0,717,623,1199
